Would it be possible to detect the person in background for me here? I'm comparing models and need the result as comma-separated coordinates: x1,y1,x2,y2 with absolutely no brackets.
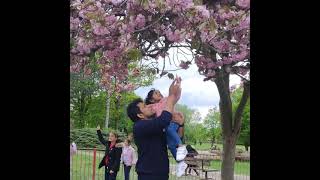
97,126,122,180
121,139,136,180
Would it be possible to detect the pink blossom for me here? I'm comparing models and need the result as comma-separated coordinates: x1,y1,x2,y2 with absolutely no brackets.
236,0,250,9
165,29,184,42
195,5,210,19
166,0,194,13
235,15,250,32
135,14,146,29
105,15,117,25
216,61,224,67
70,17,80,30
92,23,109,36
207,62,216,69
179,61,190,69
111,0,123,6
211,39,230,52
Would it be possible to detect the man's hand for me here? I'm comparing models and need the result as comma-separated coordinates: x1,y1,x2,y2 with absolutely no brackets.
110,170,114,174
97,125,100,131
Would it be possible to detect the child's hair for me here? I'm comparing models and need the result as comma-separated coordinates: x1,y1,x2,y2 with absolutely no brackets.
145,88,156,105
110,131,123,143
109,131,119,139
125,139,131,145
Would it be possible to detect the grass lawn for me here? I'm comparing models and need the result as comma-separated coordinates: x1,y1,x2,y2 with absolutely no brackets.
71,150,180,180
209,160,250,176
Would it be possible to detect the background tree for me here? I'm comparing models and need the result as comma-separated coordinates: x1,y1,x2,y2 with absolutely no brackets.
203,107,222,147
231,86,250,151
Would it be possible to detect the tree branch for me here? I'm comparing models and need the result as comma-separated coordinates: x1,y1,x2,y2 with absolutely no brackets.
134,14,165,33
170,45,192,48
235,73,250,82
177,48,190,62
232,81,250,138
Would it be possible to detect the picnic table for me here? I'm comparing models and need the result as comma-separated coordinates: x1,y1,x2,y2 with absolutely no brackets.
184,154,219,180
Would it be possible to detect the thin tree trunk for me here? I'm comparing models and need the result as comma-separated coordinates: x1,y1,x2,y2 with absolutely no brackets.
79,92,85,128
115,95,121,130
105,91,111,129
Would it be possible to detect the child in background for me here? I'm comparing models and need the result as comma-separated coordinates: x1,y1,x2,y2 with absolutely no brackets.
70,142,77,179
70,142,77,163
121,139,136,180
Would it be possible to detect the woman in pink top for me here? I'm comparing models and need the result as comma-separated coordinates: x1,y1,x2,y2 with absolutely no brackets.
121,139,136,180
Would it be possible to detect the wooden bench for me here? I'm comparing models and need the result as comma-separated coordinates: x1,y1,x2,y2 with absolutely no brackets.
197,157,219,180
201,168,219,180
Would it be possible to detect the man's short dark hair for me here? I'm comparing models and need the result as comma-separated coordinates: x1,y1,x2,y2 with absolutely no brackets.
145,88,156,105
127,98,143,122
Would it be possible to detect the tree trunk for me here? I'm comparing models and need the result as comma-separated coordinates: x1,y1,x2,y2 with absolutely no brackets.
211,138,214,148
221,136,236,180
215,70,250,180
215,71,235,180
220,107,236,180
115,96,120,130
79,92,85,128
105,91,111,129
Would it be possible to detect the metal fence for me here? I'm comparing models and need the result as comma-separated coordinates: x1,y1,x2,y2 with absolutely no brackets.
70,148,250,180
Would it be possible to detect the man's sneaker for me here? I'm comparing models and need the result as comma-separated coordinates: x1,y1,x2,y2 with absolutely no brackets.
176,145,187,161
176,160,188,177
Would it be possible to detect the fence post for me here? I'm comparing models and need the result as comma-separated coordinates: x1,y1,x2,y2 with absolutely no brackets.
92,148,97,180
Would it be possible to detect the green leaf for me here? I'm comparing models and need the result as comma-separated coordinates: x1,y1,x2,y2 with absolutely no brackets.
187,9,197,18
139,0,149,8
191,40,200,50
198,22,207,30
155,0,163,7
208,18,217,32
193,0,203,6
231,18,238,26
70,39,75,48
127,48,142,61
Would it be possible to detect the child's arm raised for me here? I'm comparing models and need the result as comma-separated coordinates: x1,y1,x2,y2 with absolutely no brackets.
96,125,107,146
165,77,181,113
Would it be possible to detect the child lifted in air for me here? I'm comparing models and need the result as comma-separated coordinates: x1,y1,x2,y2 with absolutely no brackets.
145,76,188,177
